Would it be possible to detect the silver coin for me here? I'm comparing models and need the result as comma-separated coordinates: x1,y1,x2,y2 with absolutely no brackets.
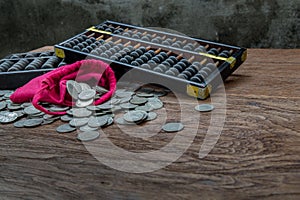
0,111,18,124
116,91,134,98
77,131,100,142
3,91,13,99
15,110,25,118
66,80,82,99
88,116,108,128
93,85,108,94
72,108,92,118
7,103,22,111
146,98,163,110
23,118,44,128
43,114,60,121
79,125,99,132
115,117,135,125
56,124,76,133
24,105,42,115
162,122,184,132
135,104,154,112
13,119,27,128
118,96,132,104
123,110,148,123
76,98,94,108
60,115,73,122
137,87,154,94
78,89,96,101
41,119,56,125
21,102,32,108
97,103,114,110
0,101,7,111
152,90,168,97
130,96,148,105
146,112,157,121
86,105,101,111
79,82,91,90
49,105,70,112
104,117,114,127
120,103,138,110
195,104,214,112
69,117,89,127
136,92,154,98
0,90,14,97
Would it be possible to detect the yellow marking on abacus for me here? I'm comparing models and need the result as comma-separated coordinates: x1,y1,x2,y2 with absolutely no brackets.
186,84,212,99
87,26,112,35
198,52,228,61
242,50,247,62
227,57,236,69
55,47,65,59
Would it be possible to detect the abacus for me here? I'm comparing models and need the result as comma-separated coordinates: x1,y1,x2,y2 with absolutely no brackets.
0,51,66,89
54,20,247,99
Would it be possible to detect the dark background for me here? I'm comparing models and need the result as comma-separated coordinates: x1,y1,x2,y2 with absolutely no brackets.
0,0,299,57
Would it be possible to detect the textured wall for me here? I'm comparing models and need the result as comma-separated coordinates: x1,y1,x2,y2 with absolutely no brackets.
0,0,299,57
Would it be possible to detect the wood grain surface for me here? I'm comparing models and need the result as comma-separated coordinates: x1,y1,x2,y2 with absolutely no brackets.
0,49,299,199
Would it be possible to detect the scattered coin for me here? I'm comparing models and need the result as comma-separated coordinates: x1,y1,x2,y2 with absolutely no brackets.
79,82,91,90
136,92,154,98
146,98,163,110
88,116,108,128
146,112,157,121
79,125,99,132
49,105,70,112
0,111,18,124
115,117,135,125
152,90,168,97
13,119,27,128
78,89,96,101
195,104,214,112
23,118,44,128
130,96,148,105
66,80,82,99
60,115,73,122
162,122,184,132
93,85,108,94
56,124,76,133
0,101,7,111
69,117,89,127
120,102,138,110
77,131,100,142
76,98,94,108
116,91,134,98
97,103,114,110
123,110,148,123
24,105,42,115
72,108,92,118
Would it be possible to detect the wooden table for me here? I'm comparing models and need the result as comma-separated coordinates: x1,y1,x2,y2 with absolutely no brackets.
0,49,299,199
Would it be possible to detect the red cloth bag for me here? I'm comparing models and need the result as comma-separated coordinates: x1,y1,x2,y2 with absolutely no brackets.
10,59,116,115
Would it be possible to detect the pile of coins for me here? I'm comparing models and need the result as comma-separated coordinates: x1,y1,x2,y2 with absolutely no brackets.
0,82,174,142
